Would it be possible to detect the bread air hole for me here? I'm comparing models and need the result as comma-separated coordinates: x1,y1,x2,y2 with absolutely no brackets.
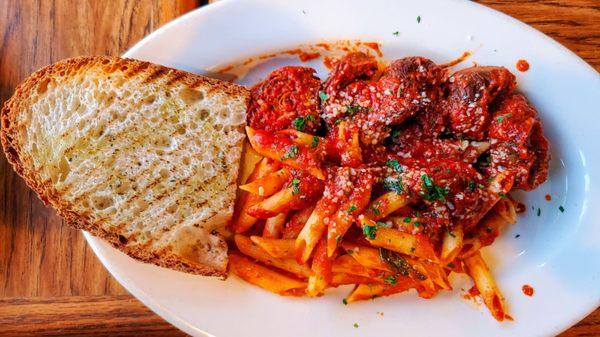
198,109,210,121
57,156,71,182
91,195,114,210
176,124,186,135
158,168,170,179
166,204,178,214
179,88,204,104
143,94,156,105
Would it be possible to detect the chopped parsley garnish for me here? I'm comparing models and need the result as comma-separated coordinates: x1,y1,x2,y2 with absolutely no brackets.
468,180,476,192
515,234,521,238
393,31,400,36
486,226,493,233
447,262,456,268
347,249,354,254
318,91,328,102
384,275,397,285
386,159,403,172
419,174,449,202
353,323,359,328
291,115,314,132
343,298,348,305
496,116,505,122
417,15,421,23
290,178,301,195
371,206,381,216
391,128,401,139
448,231,456,238
383,176,404,194
403,217,411,223
537,208,541,216
559,205,565,213
310,136,319,148
413,221,422,227
281,145,299,160
363,225,378,240
346,105,359,115
498,193,507,198
347,204,357,214
334,119,343,125
336,235,343,242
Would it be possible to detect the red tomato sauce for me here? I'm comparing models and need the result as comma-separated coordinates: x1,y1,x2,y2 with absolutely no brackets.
516,59,530,72
522,284,534,296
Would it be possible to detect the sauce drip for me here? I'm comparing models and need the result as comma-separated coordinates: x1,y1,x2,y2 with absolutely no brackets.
516,59,530,72
522,284,534,296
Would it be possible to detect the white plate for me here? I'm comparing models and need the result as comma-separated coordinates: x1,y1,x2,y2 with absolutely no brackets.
84,0,600,336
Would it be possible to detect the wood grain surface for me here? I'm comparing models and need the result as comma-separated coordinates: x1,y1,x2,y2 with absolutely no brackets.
0,0,598,336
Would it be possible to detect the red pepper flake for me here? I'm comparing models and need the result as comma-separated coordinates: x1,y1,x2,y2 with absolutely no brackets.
522,284,534,296
516,59,530,72
545,194,552,201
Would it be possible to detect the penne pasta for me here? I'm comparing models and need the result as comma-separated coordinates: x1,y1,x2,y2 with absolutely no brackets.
235,235,311,278
464,252,508,321
247,187,296,218
295,206,330,263
366,192,411,220
332,254,378,278
359,216,438,262
283,206,315,239
263,212,288,238
229,254,306,296
307,238,332,296
331,273,381,286
239,168,290,196
232,158,280,233
441,225,464,264
250,236,296,259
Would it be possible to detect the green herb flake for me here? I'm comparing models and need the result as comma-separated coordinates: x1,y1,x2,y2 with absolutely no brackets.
353,323,359,328
346,105,359,115
290,178,301,195
336,235,343,243
347,204,357,214
384,275,397,285
498,193,507,198
447,262,455,268
419,173,449,202
403,217,411,223
386,159,403,172
537,208,541,216
413,221,422,227
343,298,348,305
318,91,328,102
363,225,378,240
292,116,307,131
383,176,404,194
392,31,400,36
371,206,381,216
468,180,476,192
448,231,456,238
347,249,354,254
310,136,319,148
559,205,565,213
515,234,521,238
496,116,504,122
417,15,421,23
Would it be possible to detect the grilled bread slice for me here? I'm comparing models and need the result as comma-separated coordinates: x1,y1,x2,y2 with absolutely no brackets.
1,56,250,277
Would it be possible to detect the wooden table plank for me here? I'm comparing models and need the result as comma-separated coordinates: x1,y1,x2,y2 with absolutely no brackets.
0,296,186,336
0,1,597,336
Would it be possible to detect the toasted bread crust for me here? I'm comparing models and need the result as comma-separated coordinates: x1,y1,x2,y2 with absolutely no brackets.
1,56,250,277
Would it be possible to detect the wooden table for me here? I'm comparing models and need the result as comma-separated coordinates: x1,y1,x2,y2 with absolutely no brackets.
0,1,598,336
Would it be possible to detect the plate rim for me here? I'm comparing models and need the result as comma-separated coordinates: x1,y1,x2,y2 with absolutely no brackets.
84,1,600,336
